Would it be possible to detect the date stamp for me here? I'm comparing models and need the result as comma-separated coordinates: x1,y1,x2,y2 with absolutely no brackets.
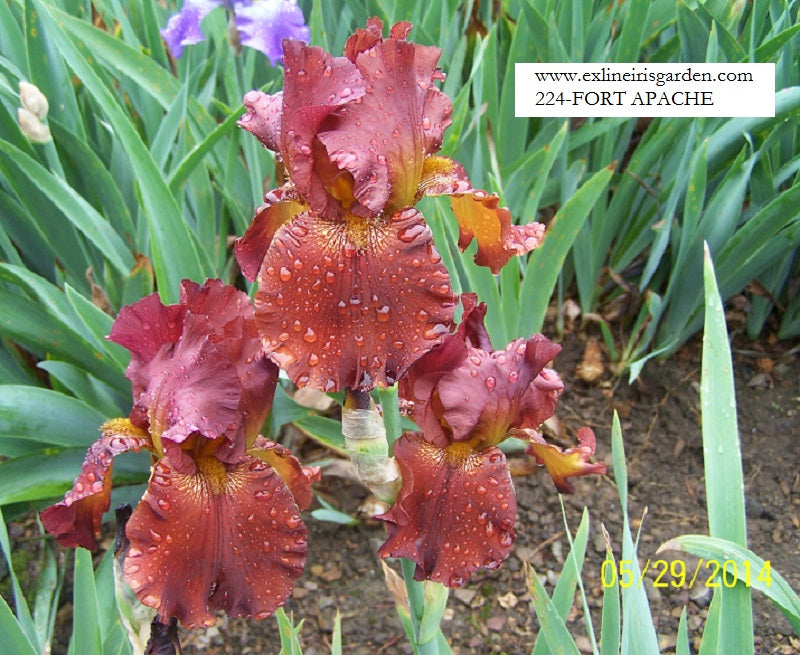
601,558,772,589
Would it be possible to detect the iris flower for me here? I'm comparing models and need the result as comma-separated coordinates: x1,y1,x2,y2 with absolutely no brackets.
42,280,318,628
161,0,309,64
376,295,606,587
236,19,545,392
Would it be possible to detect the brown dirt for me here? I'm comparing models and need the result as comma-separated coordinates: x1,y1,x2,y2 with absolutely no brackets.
172,329,800,655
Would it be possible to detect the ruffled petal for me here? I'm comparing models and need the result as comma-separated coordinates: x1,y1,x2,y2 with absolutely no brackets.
234,185,307,281
109,281,277,456
108,294,185,401
317,22,450,216
234,0,309,66
238,91,284,152
431,336,561,446
400,298,562,447
377,433,516,587
527,427,607,494
418,156,545,273
249,436,320,510
280,40,365,218
253,207,456,391
178,280,279,451
161,0,223,59
124,452,307,628
41,419,150,550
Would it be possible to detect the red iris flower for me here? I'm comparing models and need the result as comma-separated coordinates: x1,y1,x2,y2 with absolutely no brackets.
235,18,544,392
377,295,605,587
42,280,318,628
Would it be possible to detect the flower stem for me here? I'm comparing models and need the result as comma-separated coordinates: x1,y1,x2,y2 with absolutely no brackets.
342,389,400,503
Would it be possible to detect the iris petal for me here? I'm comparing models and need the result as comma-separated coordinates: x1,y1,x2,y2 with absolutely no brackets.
527,427,607,493
400,297,562,447
377,432,516,587
161,0,223,59
238,90,284,152
253,207,456,391
109,281,277,456
124,452,307,628
418,156,546,273
317,22,450,216
234,185,307,281
249,436,321,510
280,40,365,218
40,419,150,550
234,0,309,66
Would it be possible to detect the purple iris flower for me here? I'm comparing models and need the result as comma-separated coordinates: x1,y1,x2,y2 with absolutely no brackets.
162,0,310,65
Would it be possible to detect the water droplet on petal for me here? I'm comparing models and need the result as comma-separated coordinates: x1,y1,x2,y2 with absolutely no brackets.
486,376,497,389
279,267,292,282
303,328,317,343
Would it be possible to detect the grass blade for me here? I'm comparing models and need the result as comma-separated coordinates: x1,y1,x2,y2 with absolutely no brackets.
700,243,753,653
659,534,800,633
518,164,614,336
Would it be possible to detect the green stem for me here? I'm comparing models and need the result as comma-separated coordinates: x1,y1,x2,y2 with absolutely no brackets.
401,559,440,655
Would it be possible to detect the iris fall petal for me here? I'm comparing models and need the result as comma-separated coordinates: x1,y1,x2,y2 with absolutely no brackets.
377,432,516,587
124,452,307,628
253,208,455,390
41,419,150,550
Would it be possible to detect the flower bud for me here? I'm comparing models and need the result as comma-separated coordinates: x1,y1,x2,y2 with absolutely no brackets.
17,107,52,143
19,81,49,120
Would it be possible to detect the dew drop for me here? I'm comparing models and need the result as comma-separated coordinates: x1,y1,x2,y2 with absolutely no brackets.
508,370,519,383
397,223,425,243
303,328,317,343
485,376,497,389
423,323,449,340
279,267,292,282
293,258,304,270
157,498,171,511
308,353,320,366
376,305,390,321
